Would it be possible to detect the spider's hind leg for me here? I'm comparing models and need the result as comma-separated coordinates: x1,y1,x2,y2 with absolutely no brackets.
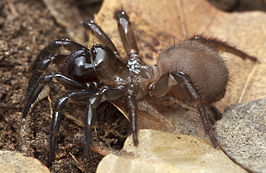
149,71,219,148
189,35,257,62
170,71,219,147
208,104,223,122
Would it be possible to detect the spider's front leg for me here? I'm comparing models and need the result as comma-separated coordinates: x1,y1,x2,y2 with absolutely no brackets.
114,10,139,58
81,20,119,57
23,72,85,118
49,90,96,162
48,85,124,162
22,40,88,117
31,39,87,71
81,9,139,60
83,10,148,146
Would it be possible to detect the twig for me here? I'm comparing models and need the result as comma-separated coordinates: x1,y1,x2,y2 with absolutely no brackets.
69,152,87,173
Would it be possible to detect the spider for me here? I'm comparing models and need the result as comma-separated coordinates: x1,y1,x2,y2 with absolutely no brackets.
22,10,257,162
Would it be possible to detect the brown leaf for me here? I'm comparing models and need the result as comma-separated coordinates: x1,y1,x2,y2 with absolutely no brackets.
91,0,266,139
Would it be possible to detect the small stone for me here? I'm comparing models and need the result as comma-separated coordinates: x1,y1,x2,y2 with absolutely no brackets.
215,98,266,173
96,129,247,173
0,40,8,50
0,150,50,173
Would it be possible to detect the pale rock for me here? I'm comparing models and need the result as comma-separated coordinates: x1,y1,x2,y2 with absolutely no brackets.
0,150,50,173
96,129,247,173
215,98,266,173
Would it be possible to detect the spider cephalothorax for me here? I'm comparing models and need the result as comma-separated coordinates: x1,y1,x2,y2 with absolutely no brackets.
22,10,257,162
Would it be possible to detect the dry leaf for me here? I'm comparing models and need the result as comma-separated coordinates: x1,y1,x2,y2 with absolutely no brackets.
89,0,266,139
96,129,247,173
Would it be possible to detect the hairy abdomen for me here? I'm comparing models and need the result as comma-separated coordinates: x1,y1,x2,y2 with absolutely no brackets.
156,40,229,103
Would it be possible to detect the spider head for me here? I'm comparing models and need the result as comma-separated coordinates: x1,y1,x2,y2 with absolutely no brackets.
61,48,97,83
90,44,130,86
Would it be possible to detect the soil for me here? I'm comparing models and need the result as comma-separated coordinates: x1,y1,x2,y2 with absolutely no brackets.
0,0,128,172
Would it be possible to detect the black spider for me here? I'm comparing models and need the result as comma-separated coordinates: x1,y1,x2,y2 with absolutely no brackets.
22,10,257,162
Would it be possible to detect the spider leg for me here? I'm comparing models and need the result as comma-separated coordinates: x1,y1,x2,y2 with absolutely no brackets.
49,86,124,161
28,39,87,98
208,104,223,121
24,42,91,117
22,73,84,117
114,10,139,58
189,35,257,62
24,55,66,116
31,38,87,71
127,86,138,146
170,71,218,147
81,20,119,57
83,86,125,156
49,90,94,162
114,10,151,76
150,71,218,147
23,39,88,117
84,104,94,157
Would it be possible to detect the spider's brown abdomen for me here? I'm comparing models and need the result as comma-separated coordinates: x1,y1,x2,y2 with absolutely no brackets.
156,40,229,103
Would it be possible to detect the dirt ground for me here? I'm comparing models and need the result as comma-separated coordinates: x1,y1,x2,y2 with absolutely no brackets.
0,0,265,173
